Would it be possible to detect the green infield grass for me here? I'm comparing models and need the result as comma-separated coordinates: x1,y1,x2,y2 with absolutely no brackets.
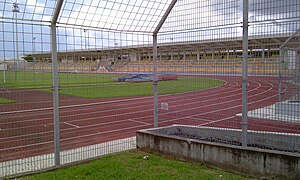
0,98,15,104
0,71,224,98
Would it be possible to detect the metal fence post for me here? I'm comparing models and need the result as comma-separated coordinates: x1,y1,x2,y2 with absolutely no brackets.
152,0,177,128
51,0,64,166
279,49,283,102
242,0,249,147
51,23,60,166
153,34,158,128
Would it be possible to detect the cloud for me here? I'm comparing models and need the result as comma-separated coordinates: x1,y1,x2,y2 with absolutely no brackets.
249,0,300,21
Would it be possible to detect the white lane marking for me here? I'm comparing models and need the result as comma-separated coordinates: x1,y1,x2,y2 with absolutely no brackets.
0,79,239,124
0,77,231,115
0,87,11,93
128,119,150,125
199,116,236,126
0,79,276,132
0,79,289,144
64,122,80,128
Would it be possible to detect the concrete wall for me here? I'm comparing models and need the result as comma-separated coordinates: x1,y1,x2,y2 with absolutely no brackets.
136,125,300,179
151,125,300,152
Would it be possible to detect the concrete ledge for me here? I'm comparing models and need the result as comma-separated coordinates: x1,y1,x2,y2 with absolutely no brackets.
136,125,300,179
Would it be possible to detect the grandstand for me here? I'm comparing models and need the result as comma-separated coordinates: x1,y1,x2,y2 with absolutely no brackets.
25,33,298,75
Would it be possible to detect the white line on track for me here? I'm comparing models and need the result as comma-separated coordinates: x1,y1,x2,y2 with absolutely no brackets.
0,79,291,148
199,116,237,126
128,119,150,125
158,81,280,124
0,79,239,124
0,79,274,134
0,79,289,143
64,122,80,128
0,87,11,93
0,77,231,115
0,79,274,133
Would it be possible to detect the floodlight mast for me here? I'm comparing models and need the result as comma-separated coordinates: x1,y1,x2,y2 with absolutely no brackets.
51,0,64,166
12,2,20,81
152,0,177,128
33,37,36,56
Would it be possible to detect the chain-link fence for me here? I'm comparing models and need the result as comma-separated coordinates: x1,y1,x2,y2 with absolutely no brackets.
0,0,299,177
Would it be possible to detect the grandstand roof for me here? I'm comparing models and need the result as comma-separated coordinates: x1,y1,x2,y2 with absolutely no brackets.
30,33,299,59
156,33,300,53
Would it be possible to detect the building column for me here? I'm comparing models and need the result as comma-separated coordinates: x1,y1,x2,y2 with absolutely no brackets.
262,48,265,59
197,49,200,61
138,51,141,61
130,50,137,61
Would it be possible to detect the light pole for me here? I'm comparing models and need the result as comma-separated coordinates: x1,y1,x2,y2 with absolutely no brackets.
33,37,36,54
3,59,6,83
12,2,20,80
33,37,36,62
84,29,87,50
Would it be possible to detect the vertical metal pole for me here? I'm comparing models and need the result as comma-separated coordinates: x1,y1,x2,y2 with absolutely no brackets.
278,49,283,102
12,3,18,81
3,59,6,83
12,17,16,80
297,49,300,85
153,34,158,128
241,0,249,147
51,0,64,166
152,0,177,128
1,22,5,82
296,49,300,101
15,13,19,71
51,24,60,166
33,37,36,57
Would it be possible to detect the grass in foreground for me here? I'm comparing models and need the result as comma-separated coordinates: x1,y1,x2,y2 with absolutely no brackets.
0,72,224,98
0,98,15,104
19,150,250,180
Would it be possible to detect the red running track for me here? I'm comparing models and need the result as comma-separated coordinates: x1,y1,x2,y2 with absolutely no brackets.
0,75,299,162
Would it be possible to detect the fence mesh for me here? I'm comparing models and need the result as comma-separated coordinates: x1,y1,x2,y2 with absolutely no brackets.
246,0,300,151
0,0,300,177
154,0,300,152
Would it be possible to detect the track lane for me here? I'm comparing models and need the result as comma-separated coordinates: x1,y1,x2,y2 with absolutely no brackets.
0,76,299,162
